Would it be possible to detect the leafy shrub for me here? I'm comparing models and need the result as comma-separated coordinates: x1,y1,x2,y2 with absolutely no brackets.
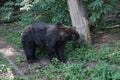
0,1,14,22
81,0,120,29
1,0,119,29
0,0,22,22
19,0,71,26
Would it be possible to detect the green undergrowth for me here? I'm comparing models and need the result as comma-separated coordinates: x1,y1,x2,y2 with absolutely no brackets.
0,54,23,80
1,23,120,80
0,54,11,80
66,41,120,65
30,61,120,80
0,54,12,80
0,23,23,49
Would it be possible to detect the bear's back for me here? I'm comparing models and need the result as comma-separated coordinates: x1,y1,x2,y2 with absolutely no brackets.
32,22,47,31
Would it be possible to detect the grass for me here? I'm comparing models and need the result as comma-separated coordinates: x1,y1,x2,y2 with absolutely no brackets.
0,54,24,80
0,22,23,49
0,23,120,80
0,54,14,80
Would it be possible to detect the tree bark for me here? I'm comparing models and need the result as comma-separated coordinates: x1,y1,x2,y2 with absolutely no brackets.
67,0,91,44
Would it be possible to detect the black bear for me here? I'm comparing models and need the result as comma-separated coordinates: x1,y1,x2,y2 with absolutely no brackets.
21,22,84,63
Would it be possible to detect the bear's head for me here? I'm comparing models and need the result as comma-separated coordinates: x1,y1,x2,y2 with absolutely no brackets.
66,27,80,41
56,23,85,42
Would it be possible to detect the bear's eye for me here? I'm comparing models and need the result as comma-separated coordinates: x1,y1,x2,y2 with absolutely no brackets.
72,33,79,40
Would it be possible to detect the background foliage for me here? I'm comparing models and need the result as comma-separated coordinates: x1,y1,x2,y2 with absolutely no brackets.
81,0,120,29
0,0,119,29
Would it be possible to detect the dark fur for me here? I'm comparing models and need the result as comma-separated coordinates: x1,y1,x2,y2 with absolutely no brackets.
21,22,82,63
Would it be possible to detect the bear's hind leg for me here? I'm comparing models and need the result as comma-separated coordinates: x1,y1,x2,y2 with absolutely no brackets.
46,47,55,62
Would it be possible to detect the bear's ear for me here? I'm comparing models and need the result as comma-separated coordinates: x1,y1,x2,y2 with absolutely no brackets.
56,23,63,28
72,26,76,30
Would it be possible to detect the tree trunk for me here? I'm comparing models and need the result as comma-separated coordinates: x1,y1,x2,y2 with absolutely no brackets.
67,0,91,44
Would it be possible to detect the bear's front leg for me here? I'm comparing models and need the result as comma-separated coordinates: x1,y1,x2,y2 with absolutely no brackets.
46,46,55,62
23,44,40,63
56,44,66,63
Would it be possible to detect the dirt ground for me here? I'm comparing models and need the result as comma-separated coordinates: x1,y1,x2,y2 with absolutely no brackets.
0,36,50,79
92,28,120,49
0,36,28,79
